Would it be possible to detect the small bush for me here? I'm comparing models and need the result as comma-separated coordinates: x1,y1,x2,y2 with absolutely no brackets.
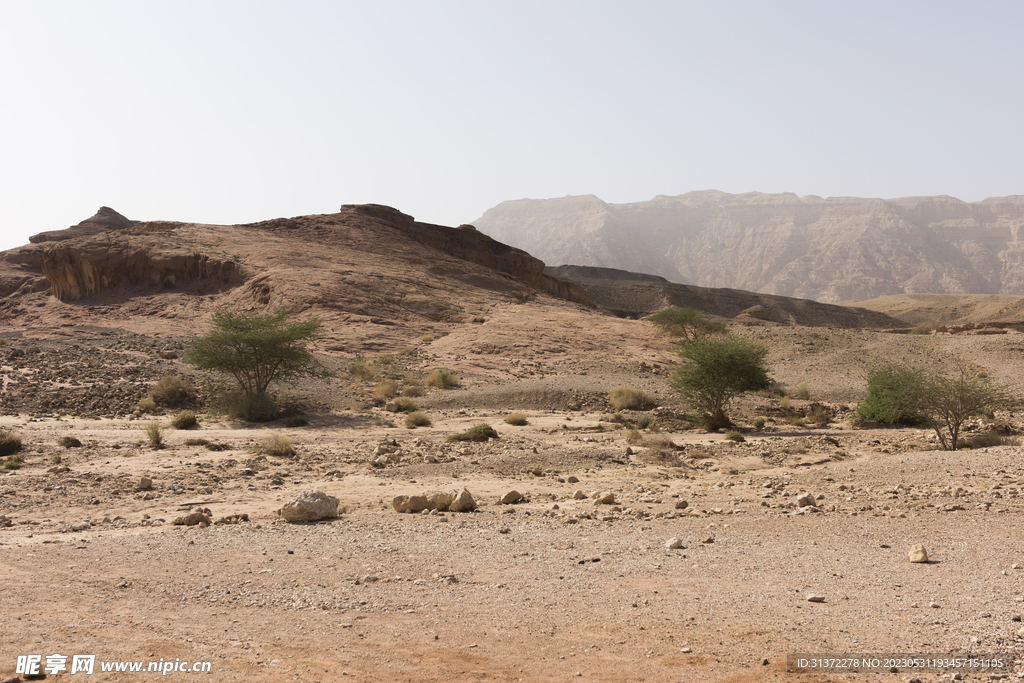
283,416,309,428
1,454,23,470
808,403,830,425
611,412,625,423
145,422,164,449
58,436,82,448
392,396,419,413
724,430,745,442
794,385,811,400
170,410,198,430
909,324,934,335
218,391,279,422
374,418,396,428
183,438,210,446
399,347,417,356
404,411,432,428
625,429,643,444
472,316,486,324
608,386,655,411
780,396,791,411
0,430,23,457
447,424,499,442
963,431,1020,449
504,411,528,426
636,414,654,429
137,396,157,413
403,385,425,398
373,381,399,401
205,442,230,451
752,417,766,431
856,366,926,425
148,375,195,407
788,417,806,427
264,434,295,457
420,335,435,344
348,362,374,381
426,368,460,389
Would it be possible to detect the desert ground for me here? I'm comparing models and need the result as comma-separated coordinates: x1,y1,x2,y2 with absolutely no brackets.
1,298,1022,683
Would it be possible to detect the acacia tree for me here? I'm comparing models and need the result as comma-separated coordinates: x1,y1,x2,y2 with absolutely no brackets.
185,309,331,396
671,335,772,430
649,307,727,341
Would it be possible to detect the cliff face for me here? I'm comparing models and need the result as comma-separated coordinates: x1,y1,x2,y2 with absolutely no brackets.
474,192,1024,303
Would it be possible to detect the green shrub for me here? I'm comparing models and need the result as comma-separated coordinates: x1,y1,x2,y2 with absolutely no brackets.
283,416,309,428
58,436,82,448
752,417,766,431
472,316,486,324
170,410,198,430
148,375,195,407
648,307,726,341
404,411,431,428
373,381,399,401
403,385,425,398
399,347,417,356
794,385,811,400
0,430,23,457
446,424,499,442
1,454,23,470
724,430,745,442
420,335,435,344
137,396,157,413
392,396,419,413
504,411,528,426
611,412,625,423
636,414,654,429
608,386,655,411
263,434,295,457
856,366,926,425
426,368,460,389
348,361,374,381
788,417,806,427
145,422,164,449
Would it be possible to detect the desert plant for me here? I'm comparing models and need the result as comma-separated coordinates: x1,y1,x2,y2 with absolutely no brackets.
374,418,396,428
446,424,499,442
808,403,830,425
608,386,655,411
402,385,425,398
780,396,791,411
752,417,766,431
794,385,811,400
148,375,195,407
145,422,164,449
611,412,625,423
263,434,295,457
373,381,399,401
625,429,643,444
909,324,935,335
0,430,23,457
205,442,231,451
671,335,772,431
789,417,807,427
472,316,486,324
283,416,309,427
348,361,374,381
58,436,82,448
404,411,432,428
1,454,23,470
137,396,157,413
426,368,460,389
648,307,727,341
185,308,331,396
856,366,927,425
399,347,417,356
504,411,528,426
183,438,210,446
420,335,435,344
217,390,279,422
392,396,419,413
962,431,1020,449
919,364,1012,450
170,410,198,429
724,430,745,442
635,414,655,429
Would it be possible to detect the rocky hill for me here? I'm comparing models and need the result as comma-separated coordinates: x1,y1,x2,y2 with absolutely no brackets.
473,191,1024,303
0,204,590,351
545,265,905,328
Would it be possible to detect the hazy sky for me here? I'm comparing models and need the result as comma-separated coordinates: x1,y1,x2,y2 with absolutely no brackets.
3,1,1023,251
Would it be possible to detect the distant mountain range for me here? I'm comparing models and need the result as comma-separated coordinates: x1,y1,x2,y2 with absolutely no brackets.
471,191,1024,303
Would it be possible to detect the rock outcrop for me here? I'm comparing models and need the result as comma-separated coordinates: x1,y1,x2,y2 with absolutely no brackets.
473,192,1024,302
30,206,134,243
279,490,339,522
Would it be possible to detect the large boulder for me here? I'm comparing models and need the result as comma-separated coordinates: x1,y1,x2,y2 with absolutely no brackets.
393,494,430,513
449,488,477,512
279,490,339,522
425,490,455,511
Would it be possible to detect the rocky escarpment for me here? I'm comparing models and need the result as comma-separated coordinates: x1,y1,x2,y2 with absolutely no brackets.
475,192,1024,303
29,206,134,243
41,228,244,302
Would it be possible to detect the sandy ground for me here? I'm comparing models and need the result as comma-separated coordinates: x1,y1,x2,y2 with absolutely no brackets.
2,302,1024,682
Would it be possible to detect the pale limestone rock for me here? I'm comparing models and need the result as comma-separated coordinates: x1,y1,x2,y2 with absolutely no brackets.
279,490,339,522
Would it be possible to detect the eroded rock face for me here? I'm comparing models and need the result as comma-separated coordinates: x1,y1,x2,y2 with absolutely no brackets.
41,231,243,302
30,206,134,243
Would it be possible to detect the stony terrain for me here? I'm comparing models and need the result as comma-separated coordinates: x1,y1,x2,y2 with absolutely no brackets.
473,191,1024,302
1,206,1023,682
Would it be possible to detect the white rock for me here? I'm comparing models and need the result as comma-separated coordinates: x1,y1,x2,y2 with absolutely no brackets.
501,490,523,505
665,537,684,550
571,490,586,500
796,492,816,507
279,490,339,522
908,543,929,563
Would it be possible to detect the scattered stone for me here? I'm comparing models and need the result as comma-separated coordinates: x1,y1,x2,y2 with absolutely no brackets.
701,535,715,544
674,500,689,510
567,476,579,483
929,601,940,608
136,476,153,491
1017,626,1024,638
214,513,250,525
908,544,929,563
593,491,615,505
173,510,211,526
279,490,339,522
806,594,825,603
665,537,684,550
680,647,692,653
424,490,455,512
796,492,816,507
501,490,523,505
572,490,586,500
393,494,430,513
362,575,378,583
70,521,90,531
449,488,477,512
